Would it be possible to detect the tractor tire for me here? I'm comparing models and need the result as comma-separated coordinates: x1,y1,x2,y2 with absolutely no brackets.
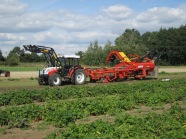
90,78,96,83
38,77,44,85
71,69,86,85
38,77,48,85
48,73,62,86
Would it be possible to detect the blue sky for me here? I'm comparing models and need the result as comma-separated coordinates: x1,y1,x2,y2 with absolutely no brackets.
0,0,186,55
23,0,186,13
24,0,184,12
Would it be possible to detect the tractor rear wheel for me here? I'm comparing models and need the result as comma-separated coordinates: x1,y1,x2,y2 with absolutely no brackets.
90,78,96,83
71,69,86,85
48,73,62,86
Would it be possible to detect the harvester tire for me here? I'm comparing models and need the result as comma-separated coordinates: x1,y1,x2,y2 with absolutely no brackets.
48,73,62,86
71,69,86,85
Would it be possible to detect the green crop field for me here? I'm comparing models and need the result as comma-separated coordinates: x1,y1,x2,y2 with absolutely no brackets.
0,78,185,139
0,64,186,138
0,78,38,92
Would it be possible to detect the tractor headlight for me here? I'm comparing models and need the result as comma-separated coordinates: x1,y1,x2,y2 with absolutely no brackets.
39,68,51,75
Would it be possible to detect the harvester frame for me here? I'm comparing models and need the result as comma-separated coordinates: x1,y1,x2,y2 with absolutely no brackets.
88,50,160,83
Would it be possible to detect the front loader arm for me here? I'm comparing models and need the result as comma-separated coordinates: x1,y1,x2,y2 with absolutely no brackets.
23,45,63,72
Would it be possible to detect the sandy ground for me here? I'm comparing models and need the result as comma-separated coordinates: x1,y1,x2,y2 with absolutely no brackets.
0,122,56,139
3,67,186,79
159,67,186,73
5,71,38,78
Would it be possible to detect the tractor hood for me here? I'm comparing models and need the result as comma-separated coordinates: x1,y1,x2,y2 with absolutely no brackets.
39,67,59,75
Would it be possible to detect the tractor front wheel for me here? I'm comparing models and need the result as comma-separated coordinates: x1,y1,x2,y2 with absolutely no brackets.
38,77,44,85
48,73,62,86
71,69,86,85
38,77,48,85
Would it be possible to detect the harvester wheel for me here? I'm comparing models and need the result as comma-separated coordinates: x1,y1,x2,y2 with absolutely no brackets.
116,77,129,82
71,69,86,85
48,73,62,86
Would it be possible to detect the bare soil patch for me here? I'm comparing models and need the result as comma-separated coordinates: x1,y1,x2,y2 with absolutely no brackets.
127,101,185,116
0,122,57,139
10,71,38,79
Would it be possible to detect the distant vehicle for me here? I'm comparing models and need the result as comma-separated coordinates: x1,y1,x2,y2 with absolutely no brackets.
0,70,10,77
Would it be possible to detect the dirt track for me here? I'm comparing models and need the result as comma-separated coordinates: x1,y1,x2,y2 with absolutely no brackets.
159,67,186,73
9,71,38,78
6,67,186,79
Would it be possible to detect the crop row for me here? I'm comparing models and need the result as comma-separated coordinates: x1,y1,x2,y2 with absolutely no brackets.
0,79,186,106
0,84,185,128
46,104,186,139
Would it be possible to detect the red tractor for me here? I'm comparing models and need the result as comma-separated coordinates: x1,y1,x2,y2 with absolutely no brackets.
23,45,86,86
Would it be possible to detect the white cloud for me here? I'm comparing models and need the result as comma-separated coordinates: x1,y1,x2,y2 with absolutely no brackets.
137,7,184,23
0,1,186,55
0,0,27,16
135,6,186,32
0,33,25,41
102,5,133,20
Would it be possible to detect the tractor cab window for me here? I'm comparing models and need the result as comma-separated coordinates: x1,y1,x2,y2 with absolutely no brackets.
59,58,65,67
65,58,79,67
57,57,65,67
59,57,79,67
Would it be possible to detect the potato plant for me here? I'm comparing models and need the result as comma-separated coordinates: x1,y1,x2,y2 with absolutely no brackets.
0,79,185,138
0,79,185,106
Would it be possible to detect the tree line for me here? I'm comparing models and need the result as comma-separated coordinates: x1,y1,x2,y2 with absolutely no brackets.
80,25,186,66
0,25,186,66
0,47,45,66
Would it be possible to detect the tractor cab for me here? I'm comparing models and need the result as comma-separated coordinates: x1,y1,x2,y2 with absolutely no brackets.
58,55,80,76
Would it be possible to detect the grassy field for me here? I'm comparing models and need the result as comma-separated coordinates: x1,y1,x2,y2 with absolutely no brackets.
0,78,38,88
1,62,186,72
0,65,186,95
0,62,45,71
159,71,186,78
